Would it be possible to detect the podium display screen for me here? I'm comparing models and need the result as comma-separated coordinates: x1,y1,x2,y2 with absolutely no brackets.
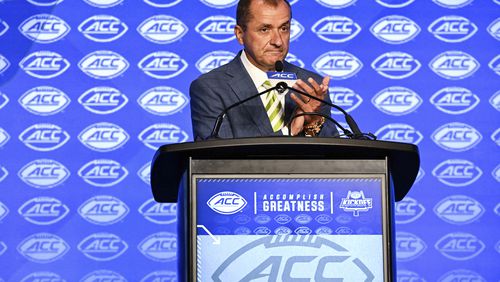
192,175,388,281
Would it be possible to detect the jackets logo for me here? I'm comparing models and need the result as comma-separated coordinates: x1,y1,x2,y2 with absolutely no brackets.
200,0,238,8
79,51,129,79
138,232,177,262
434,195,484,225
144,0,182,8
78,233,128,261
139,198,177,224
372,86,422,115
313,51,362,80
371,52,421,79
83,0,123,8
432,0,473,8
19,123,70,151
395,232,426,261
438,270,485,282
196,51,236,73
370,15,420,44
315,0,357,8
431,122,481,152
395,197,425,224
78,159,128,187
429,51,479,80
138,51,188,79
78,195,129,225
329,87,363,114
18,197,69,225
0,19,8,37
137,15,187,44
81,270,126,282
428,16,477,43
78,122,129,152
375,123,423,145
376,0,415,8
0,54,9,74
0,92,8,110
27,0,64,5
138,123,189,150
79,86,128,114
21,272,66,282
19,14,70,43
207,191,247,215
78,15,128,42
19,86,70,116
290,19,304,42
435,232,484,260
0,166,7,183
0,202,8,221
195,15,236,43
430,87,479,114
0,127,9,147
138,162,151,185
432,159,482,187
141,271,177,282
487,18,500,41
489,54,500,76
17,233,69,263
18,159,70,189
19,51,70,79
311,16,361,43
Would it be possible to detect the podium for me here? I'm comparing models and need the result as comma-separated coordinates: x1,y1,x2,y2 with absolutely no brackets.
151,137,419,282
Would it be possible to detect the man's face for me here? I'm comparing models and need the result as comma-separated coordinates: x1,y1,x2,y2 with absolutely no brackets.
235,0,291,71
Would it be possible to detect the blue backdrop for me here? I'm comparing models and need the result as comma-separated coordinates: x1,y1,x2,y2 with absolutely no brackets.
0,0,498,281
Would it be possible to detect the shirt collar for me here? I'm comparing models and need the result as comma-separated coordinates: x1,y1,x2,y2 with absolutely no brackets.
240,50,269,90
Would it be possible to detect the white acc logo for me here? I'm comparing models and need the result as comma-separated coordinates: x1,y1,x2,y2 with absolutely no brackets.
19,51,70,79
396,232,426,261
18,197,70,225
315,0,357,8
434,195,484,225
139,198,177,224
371,52,421,79
313,51,362,80
329,86,363,114
138,86,189,115
429,51,479,79
430,87,479,114
433,0,473,8
79,15,128,42
428,16,477,43
78,233,128,261
18,159,70,189
78,195,129,225
290,19,304,42
19,86,70,116
81,270,126,282
431,122,482,152
79,50,129,79
285,53,305,68
207,191,247,215
27,0,64,6
395,197,425,224
196,15,236,43
19,123,70,151
196,50,236,73
17,233,69,263
200,0,237,8
138,232,177,262
19,14,70,43
489,54,500,76
83,0,123,8
139,123,189,150
138,162,151,185
78,122,129,152
78,159,128,187
375,123,423,144
138,15,188,44
435,232,484,260
144,0,182,8
376,0,415,8
311,16,361,43
370,15,420,44
79,86,128,114
138,51,188,79
487,18,500,41
432,159,482,187
438,269,486,282
372,86,422,115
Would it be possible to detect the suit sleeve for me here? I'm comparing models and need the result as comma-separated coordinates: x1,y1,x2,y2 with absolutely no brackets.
318,87,340,138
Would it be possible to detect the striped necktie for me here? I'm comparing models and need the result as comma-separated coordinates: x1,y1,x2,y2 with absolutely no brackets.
262,80,284,132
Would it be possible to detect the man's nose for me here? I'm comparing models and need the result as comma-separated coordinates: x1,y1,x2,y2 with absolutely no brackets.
270,29,283,47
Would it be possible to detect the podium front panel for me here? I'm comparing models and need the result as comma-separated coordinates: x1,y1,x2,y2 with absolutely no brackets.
188,159,393,281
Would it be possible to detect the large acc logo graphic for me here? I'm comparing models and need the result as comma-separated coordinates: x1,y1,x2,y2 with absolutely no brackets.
431,122,482,152
18,197,70,225
78,122,129,152
78,196,129,225
196,15,236,43
17,233,69,263
329,87,363,114
434,195,484,225
139,198,177,224
19,51,70,79
196,51,236,74
370,15,420,44
78,159,128,187
211,236,375,281
375,123,423,145
79,86,128,114
138,123,189,149
432,159,482,187
429,51,479,80
430,87,479,114
435,232,485,261
138,232,177,262
372,87,422,115
79,15,128,42
18,159,70,189
19,14,70,43
78,233,128,261
79,51,129,79
19,123,70,151
428,16,477,43
19,86,71,116
207,191,247,215
138,51,188,79
311,16,361,43
313,51,362,79
138,15,188,44
371,52,421,79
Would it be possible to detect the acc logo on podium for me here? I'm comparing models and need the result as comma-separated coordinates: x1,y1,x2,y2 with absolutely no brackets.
138,15,188,44
19,123,70,151
18,159,70,189
432,159,482,187
19,14,70,43
78,233,128,261
79,86,128,114
78,196,129,225
138,232,177,262
17,233,69,263
19,86,70,116
434,195,484,225
18,197,69,225
138,86,189,115
78,122,129,152
370,15,420,44
78,159,128,187
138,123,189,149
79,15,128,42
207,191,247,215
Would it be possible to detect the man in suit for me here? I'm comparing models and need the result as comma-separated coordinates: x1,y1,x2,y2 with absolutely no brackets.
190,0,338,140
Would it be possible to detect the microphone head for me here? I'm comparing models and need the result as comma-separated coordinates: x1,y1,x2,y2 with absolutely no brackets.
275,60,284,72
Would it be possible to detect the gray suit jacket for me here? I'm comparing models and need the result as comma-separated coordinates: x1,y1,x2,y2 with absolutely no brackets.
190,52,339,140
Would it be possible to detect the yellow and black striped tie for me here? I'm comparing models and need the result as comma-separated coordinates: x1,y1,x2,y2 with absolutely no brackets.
262,80,284,132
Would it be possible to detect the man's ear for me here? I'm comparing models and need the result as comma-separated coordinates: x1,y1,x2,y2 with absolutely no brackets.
234,25,245,45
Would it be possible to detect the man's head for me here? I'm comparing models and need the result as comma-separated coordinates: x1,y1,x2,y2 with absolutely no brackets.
235,0,292,71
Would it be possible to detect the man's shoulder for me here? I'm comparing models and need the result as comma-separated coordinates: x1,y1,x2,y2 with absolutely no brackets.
193,55,240,83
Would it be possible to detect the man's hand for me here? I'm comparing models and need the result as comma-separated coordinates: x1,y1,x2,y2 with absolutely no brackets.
289,76,330,135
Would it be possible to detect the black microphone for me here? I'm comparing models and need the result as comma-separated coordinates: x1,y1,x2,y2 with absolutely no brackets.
277,81,371,139
275,60,284,72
